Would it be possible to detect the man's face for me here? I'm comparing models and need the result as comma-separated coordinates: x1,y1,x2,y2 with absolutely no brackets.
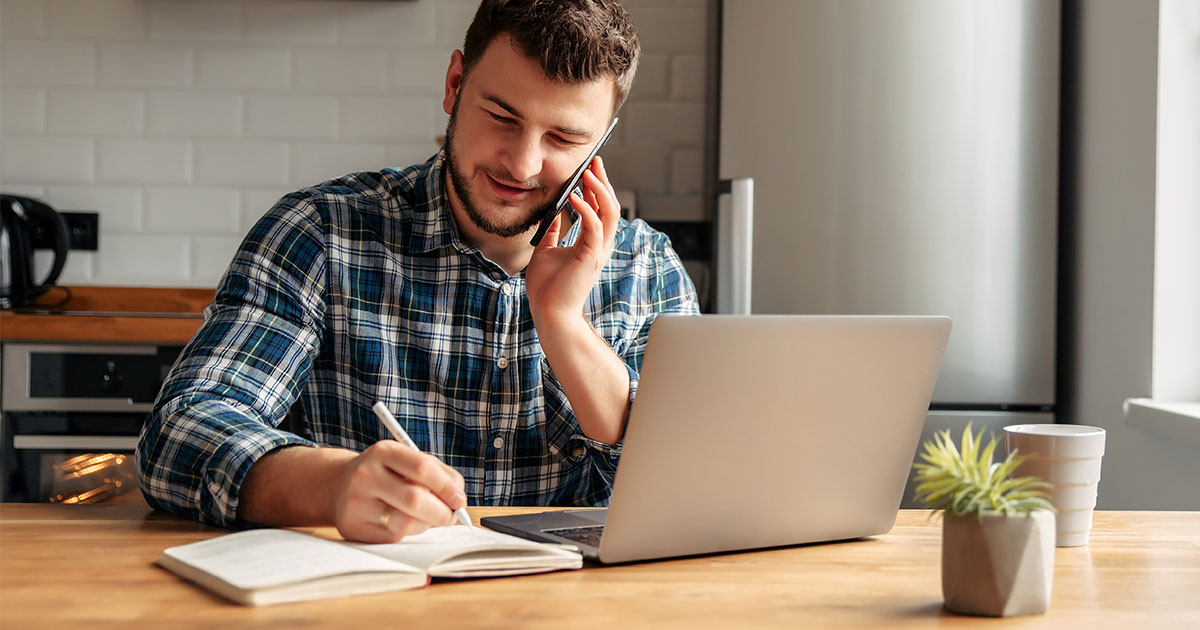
442,35,616,239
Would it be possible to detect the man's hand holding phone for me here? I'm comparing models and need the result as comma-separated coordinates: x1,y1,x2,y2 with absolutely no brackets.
525,155,621,329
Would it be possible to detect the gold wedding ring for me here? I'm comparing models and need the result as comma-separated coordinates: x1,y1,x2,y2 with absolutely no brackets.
379,507,392,529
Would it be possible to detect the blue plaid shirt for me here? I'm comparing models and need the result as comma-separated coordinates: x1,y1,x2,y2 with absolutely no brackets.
136,150,700,527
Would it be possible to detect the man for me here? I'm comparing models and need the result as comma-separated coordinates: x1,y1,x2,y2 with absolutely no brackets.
136,0,699,544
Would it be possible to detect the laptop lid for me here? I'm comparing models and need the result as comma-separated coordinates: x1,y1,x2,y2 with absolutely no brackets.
484,315,952,564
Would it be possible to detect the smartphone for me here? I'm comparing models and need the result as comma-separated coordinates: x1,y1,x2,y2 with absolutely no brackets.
528,116,620,247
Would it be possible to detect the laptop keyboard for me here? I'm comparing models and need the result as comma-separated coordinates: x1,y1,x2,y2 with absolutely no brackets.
543,524,605,547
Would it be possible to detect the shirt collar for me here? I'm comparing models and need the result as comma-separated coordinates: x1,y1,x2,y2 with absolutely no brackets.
405,149,464,255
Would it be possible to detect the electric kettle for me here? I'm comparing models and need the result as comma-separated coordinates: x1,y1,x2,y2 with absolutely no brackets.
1,194,70,309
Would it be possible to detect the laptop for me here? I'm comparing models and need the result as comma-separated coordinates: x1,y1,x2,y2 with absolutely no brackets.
481,315,952,564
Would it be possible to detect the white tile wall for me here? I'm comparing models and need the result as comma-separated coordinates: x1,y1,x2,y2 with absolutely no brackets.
95,234,190,283
1,0,46,36
2,40,95,85
46,89,144,135
147,92,243,137
292,48,389,92
340,96,434,141
147,0,242,42
244,94,338,139
2,136,93,183
98,42,194,87
47,0,145,39
670,55,706,100
193,140,288,186
243,2,338,44
1,0,711,287
195,45,290,90
144,187,240,234
96,138,190,184
0,88,46,133
339,1,437,46
42,185,143,232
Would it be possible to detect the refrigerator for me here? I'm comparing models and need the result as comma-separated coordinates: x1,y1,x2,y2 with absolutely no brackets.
715,0,1060,505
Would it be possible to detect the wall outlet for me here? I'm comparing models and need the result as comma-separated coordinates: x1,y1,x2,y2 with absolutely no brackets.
29,211,99,251
62,212,99,250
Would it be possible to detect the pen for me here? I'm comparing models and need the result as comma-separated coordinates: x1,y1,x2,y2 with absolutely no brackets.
371,401,474,528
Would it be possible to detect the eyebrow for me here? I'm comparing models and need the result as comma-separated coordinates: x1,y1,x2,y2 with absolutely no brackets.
483,93,592,139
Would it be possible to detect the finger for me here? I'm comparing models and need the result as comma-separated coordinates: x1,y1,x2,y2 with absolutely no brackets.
593,155,618,206
583,183,600,213
374,499,431,540
377,480,455,531
536,210,563,250
582,169,619,250
568,188,605,256
377,442,466,513
433,462,467,510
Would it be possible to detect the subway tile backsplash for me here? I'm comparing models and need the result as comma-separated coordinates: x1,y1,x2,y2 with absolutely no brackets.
0,0,710,287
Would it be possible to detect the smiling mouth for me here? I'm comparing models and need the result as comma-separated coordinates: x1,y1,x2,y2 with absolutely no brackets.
485,173,537,201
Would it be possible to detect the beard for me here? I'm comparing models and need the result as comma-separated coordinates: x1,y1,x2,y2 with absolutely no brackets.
444,100,553,238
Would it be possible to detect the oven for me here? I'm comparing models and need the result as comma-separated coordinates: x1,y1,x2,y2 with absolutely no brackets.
1,343,182,503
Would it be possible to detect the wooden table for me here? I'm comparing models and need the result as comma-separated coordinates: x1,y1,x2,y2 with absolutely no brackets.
1,506,1197,628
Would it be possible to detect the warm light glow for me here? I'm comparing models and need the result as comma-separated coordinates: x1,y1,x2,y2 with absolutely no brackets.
47,453,135,504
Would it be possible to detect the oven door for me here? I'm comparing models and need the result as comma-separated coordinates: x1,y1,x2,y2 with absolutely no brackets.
1,343,181,503
4,411,143,503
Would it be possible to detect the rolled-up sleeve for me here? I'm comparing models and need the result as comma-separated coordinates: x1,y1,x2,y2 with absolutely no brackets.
136,194,327,527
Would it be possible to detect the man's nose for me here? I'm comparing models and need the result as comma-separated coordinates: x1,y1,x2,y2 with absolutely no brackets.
501,133,543,184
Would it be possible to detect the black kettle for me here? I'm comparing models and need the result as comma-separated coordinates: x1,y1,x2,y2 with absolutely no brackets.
1,194,70,309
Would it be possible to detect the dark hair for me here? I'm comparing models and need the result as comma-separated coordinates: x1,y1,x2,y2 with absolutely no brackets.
461,0,641,113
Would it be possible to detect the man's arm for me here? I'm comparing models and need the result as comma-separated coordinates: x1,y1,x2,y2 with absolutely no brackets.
136,194,465,542
534,315,631,445
525,157,631,445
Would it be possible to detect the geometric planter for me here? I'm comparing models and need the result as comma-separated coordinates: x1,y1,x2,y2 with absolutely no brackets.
941,509,1055,617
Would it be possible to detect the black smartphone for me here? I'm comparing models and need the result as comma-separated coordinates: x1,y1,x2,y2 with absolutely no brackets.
528,116,620,246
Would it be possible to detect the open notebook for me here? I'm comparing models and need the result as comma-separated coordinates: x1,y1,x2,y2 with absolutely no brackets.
157,525,582,606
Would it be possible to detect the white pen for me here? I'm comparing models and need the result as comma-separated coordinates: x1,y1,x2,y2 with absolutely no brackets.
371,401,474,528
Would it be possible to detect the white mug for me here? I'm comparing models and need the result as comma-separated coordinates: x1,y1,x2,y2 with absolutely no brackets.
1003,424,1106,547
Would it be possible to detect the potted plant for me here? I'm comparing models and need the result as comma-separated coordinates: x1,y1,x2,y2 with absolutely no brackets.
911,424,1056,617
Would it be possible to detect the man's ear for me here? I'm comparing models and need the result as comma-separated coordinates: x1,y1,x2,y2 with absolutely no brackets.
443,50,465,115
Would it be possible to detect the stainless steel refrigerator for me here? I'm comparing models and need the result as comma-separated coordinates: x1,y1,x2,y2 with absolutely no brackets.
715,0,1060,504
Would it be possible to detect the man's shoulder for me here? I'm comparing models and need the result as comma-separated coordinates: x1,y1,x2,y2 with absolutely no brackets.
294,155,439,215
248,155,441,239
613,217,677,260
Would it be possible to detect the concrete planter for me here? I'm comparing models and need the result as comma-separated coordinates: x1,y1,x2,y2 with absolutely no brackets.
941,509,1055,617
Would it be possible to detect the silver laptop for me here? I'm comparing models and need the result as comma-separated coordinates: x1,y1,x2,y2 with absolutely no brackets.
481,315,952,564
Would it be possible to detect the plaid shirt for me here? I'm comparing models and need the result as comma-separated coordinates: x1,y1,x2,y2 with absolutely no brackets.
136,150,700,528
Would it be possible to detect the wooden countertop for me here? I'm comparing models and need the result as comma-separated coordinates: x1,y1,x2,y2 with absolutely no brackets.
0,286,215,343
1,506,1197,628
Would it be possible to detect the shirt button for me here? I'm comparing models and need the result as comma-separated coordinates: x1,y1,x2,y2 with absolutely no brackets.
493,436,504,449
502,283,516,296
496,356,509,369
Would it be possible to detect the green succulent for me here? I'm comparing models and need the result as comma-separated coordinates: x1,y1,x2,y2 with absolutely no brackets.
912,424,1055,517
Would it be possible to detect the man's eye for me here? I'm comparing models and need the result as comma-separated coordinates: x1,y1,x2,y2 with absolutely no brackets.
487,111,514,124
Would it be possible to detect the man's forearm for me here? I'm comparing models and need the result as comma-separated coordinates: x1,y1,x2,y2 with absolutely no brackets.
237,445,355,526
536,315,631,445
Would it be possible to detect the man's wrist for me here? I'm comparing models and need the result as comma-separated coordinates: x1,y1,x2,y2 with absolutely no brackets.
238,445,355,527
533,311,596,347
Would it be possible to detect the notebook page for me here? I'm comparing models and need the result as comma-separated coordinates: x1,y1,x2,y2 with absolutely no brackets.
162,529,421,590
351,526,580,574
